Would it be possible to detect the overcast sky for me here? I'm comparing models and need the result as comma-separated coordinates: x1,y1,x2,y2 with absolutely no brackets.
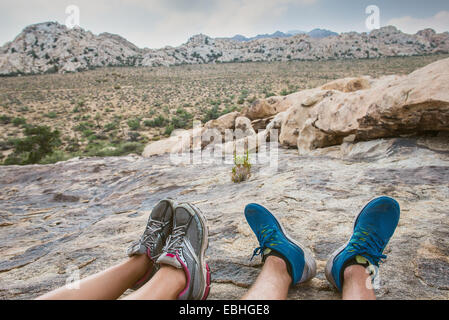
1,0,448,49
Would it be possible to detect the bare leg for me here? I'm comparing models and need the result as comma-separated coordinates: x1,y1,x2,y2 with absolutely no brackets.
342,265,376,300
123,264,186,300
241,256,291,300
37,254,151,300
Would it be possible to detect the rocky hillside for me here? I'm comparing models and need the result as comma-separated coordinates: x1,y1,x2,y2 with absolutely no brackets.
1,22,448,75
219,28,339,42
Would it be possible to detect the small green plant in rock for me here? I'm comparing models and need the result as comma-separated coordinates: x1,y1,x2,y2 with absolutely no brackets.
231,150,251,183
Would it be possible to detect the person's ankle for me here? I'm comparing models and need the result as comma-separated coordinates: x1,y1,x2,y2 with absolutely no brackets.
160,264,187,289
266,255,292,283
343,264,367,281
129,254,153,275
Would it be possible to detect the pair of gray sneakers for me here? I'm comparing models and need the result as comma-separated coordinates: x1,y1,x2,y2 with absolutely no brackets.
127,199,210,300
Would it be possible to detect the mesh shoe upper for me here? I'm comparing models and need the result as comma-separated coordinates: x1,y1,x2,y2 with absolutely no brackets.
244,203,316,285
127,199,174,261
325,196,400,291
156,204,210,300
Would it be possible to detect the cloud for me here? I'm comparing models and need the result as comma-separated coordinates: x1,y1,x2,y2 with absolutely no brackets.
387,10,449,34
121,0,318,47
0,0,318,48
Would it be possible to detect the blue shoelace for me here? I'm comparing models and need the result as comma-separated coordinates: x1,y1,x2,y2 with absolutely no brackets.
250,226,283,261
346,226,387,265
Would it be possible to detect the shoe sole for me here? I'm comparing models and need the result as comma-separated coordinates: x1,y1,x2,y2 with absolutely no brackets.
246,204,317,283
178,202,211,300
324,196,398,289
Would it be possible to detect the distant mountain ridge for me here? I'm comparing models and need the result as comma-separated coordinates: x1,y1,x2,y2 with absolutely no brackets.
220,28,339,42
0,22,448,75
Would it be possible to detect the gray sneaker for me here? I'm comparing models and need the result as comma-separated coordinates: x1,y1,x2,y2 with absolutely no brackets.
127,198,175,289
156,203,210,300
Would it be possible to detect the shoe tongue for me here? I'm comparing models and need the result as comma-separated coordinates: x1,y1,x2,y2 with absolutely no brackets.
355,255,370,265
263,248,272,256
174,207,191,226
157,252,182,269
151,201,172,222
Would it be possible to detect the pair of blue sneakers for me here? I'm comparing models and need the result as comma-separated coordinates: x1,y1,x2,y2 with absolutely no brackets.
245,196,400,291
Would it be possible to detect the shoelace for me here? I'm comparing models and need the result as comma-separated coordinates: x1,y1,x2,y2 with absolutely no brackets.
346,226,387,266
250,226,282,261
163,226,186,254
141,220,165,249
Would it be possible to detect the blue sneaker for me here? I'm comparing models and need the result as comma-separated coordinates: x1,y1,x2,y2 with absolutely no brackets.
244,203,316,285
325,196,400,292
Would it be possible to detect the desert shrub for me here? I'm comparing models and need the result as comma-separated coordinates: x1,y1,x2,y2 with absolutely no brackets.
118,142,144,154
144,115,167,127
87,133,107,141
280,88,290,96
39,150,72,164
202,105,220,122
171,108,193,129
128,131,141,142
65,138,81,152
221,105,239,115
127,118,141,130
44,111,58,119
0,139,15,151
3,126,61,165
74,122,94,132
12,117,26,126
0,115,12,124
164,123,174,136
103,122,118,132
83,130,95,139
84,141,144,157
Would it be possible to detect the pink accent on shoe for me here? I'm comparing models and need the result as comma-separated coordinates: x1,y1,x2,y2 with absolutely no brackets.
166,253,175,258
201,263,211,300
176,254,191,298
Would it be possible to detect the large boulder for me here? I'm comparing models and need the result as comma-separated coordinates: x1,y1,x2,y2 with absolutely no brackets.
278,58,449,153
251,116,274,131
204,111,239,134
242,96,289,120
142,130,192,157
234,116,256,137
320,76,371,92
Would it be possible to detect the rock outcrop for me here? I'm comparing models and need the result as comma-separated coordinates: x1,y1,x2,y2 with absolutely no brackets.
1,135,448,299
1,22,449,75
142,57,449,157
234,116,256,137
278,57,449,153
